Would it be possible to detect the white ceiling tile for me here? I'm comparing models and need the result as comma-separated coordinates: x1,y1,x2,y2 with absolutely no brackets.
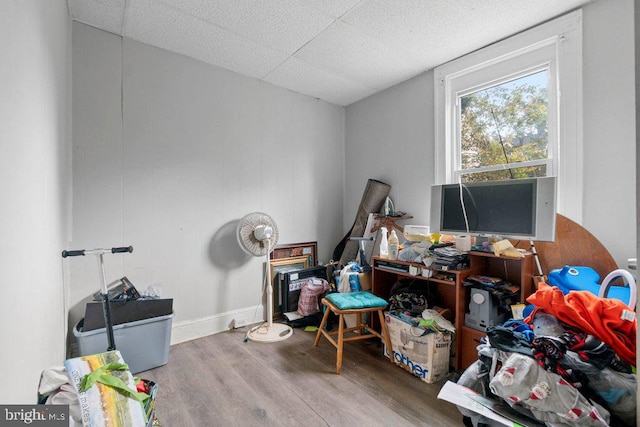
300,0,363,18
123,0,289,79
264,56,377,106
341,0,464,53
342,0,591,71
70,0,594,106
294,20,421,90
68,0,126,34
163,0,336,55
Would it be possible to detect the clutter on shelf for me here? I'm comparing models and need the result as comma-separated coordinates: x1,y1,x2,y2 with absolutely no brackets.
402,225,431,242
388,229,400,260
379,227,389,259
463,274,520,331
398,240,431,264
428,243,470,270
492,239,525,258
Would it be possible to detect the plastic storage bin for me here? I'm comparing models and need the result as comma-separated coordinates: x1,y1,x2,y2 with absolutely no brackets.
73,313,173,374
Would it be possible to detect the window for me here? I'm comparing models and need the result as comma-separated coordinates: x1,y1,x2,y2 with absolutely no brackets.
435,10,582,222
459,70,549,182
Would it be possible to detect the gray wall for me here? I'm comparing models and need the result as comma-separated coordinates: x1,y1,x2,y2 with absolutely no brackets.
346,0,636,269
70,23,345,343
345,72,434,233
582,0,636,268
0,1,71,403
345,72,435,235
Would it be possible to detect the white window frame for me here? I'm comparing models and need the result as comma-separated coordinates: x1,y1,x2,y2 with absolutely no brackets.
434,10,583,223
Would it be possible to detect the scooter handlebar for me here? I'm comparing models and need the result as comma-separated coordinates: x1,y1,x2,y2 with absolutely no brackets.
112,246,133,254
61,250,85,258
62,246,133,257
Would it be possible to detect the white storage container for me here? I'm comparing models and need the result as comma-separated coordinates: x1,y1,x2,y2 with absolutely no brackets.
73,313,173,374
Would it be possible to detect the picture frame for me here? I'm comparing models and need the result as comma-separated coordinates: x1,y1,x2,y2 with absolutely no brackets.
270,241,318,267
269,256,310,318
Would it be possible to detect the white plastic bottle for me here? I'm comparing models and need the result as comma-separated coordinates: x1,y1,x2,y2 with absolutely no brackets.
379,227,389,258
388,229,399,260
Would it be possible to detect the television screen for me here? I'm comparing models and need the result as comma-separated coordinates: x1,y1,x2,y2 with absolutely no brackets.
430,177,557,242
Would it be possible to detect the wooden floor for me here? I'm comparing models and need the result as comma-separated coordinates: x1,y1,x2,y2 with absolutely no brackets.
139,325,465,426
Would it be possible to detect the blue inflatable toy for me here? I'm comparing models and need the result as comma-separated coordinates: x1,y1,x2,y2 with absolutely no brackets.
547,266,636,309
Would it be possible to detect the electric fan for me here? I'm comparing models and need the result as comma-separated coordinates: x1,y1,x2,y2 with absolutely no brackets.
237,212,293,342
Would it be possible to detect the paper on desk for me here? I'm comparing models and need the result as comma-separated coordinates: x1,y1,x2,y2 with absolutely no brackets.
284,311,303,321
493,240,524,258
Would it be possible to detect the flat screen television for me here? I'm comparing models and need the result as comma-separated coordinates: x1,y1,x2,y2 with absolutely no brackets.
429,177,557,242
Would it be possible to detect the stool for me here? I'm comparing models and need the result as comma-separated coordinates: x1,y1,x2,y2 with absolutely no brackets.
314,291,394,374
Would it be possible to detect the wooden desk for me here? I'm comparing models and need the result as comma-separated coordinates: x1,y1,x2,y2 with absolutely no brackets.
371,251,534,370
513,213,618,280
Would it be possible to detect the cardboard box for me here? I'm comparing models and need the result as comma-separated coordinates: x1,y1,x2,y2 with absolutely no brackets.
358,272,372,291
83,299,173,331
383,311,452,383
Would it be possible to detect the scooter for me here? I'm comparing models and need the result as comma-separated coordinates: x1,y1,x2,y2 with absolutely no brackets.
62,246,133,351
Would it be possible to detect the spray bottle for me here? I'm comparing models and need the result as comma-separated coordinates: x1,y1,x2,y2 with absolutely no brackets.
379,227,389,259
388,229,399,260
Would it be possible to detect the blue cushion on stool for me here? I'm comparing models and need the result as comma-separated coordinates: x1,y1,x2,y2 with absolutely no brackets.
325,291,388,310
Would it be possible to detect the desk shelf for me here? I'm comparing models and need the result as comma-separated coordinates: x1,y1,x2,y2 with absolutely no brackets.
373,266,458,287
371,252,534,370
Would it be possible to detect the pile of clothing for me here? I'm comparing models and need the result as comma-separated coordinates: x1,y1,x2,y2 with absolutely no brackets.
457,283,636,427
398,241,471,271
387,278,455,334
387,278,431,317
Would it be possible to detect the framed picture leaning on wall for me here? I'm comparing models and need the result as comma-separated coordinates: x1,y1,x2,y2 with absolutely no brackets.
269,255,310,319
270,241,317,267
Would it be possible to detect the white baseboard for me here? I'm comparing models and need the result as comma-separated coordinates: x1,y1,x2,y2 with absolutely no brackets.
170,305,264,345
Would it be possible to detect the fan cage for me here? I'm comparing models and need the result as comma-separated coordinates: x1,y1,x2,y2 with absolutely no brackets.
237,212,279,257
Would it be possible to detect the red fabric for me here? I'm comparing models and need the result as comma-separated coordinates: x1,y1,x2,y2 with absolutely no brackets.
526,283,636,366
297,278,330,316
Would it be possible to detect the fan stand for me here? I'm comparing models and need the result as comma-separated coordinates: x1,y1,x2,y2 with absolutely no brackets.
247,244,293,343
246,323,293,343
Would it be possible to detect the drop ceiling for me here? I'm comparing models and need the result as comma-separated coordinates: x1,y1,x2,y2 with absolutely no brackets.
68,0,594,106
